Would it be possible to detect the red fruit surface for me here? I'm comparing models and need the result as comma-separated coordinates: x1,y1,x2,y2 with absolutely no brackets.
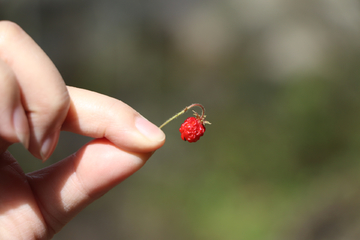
179,117,206,142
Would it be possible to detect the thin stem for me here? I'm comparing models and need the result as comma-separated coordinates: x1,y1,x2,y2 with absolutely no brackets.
159,103,205,129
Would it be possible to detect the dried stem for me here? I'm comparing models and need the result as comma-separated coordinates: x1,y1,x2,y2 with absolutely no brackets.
159,103,205,129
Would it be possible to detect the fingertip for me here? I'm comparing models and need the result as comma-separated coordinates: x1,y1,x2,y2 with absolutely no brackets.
13,105,30,149
135,116,166,145
40,130,60,161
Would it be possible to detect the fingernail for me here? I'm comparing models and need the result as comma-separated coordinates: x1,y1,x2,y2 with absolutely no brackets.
13,106,29,149
40,131,59,161
135,116,165,142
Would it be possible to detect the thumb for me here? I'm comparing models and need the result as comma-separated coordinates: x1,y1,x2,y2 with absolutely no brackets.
27,138,153,234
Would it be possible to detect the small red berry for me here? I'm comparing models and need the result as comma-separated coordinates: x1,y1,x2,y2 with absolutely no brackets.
179,116,206,143
159,103,210,142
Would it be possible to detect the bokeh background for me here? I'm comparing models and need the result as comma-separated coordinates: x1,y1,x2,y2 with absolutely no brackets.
2,0,360,239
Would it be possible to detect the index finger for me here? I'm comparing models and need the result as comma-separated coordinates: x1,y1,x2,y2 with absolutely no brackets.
63,86,165,152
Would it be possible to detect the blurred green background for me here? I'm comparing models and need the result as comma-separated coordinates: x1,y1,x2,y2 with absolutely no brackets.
2,0,360,239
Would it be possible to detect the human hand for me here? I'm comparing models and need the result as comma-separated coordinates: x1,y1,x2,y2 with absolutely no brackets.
0,21,165,239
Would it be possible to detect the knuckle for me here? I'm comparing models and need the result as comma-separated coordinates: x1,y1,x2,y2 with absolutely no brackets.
0,20,25,46
32,90,70,125
40,91,70,114
0,21,26,65
54,91,71,114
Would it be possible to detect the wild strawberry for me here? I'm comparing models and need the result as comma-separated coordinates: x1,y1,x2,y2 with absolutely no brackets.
179,116,206,142
159,103,210,142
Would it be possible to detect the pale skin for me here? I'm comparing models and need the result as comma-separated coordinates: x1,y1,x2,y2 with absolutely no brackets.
0,21,166,239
